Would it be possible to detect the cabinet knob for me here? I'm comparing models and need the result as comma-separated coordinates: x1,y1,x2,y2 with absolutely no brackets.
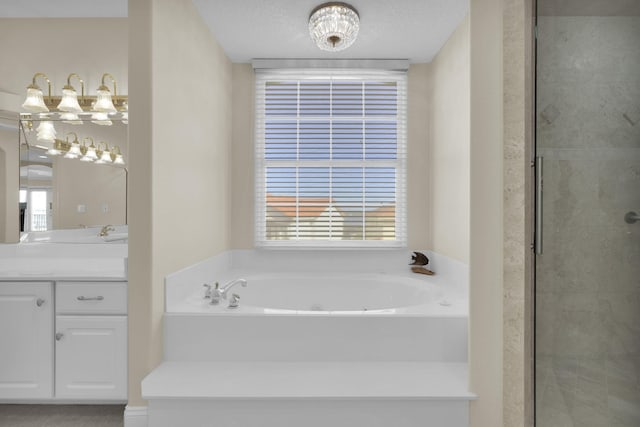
55,332,64,341
36,298,45,307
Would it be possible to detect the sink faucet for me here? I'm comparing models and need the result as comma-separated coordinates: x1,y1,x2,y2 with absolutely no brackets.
99,225,115,237
219,278,247,300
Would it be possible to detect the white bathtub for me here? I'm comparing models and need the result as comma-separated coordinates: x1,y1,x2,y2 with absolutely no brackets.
151,252,471,427
174,272,466,317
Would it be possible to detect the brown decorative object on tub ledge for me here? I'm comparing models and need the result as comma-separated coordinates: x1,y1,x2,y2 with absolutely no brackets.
411,266,435,275
409,251,429,266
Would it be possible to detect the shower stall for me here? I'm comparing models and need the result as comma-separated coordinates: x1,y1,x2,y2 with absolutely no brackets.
535,1,640,426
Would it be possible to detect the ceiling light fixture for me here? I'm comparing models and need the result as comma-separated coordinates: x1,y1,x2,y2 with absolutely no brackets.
309,2,360,52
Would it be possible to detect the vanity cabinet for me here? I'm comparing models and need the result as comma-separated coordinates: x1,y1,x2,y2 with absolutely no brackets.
55,281,127,400
0,282,53,399
0,280,127,402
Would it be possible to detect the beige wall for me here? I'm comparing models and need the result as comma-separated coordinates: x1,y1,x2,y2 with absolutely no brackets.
0,127,19,242
0,18,128,102
426,16,471,263
469,0,505,426
128,0,232,407
407,64,431,250
230,64,255,249
52,157,127,229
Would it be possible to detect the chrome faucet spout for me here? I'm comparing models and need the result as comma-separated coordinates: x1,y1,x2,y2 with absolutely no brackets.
219,278,247,299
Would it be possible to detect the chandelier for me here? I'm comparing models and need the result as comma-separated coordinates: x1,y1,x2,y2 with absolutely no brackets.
21,72,128,126
308,2,360,52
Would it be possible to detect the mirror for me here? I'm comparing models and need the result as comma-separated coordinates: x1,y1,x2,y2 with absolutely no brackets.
14,116,128,243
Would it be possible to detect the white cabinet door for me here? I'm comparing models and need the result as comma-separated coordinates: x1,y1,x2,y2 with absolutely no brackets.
55,315,127,400
0,282,53,399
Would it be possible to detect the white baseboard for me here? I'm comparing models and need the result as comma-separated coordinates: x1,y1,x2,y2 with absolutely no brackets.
124,405,148,427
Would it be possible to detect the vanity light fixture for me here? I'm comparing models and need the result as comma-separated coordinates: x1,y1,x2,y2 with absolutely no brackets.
21,72,127,120
91,111,113,126
121,102,128,124
95,142,113,164
60,112,83,125
63,132,82,159
22,73,51,112
111,146,125,166
36,120,56,142
80,137,99,162
309,2,360,52
92,73,118,113
57,73,84,113
46,139,64,156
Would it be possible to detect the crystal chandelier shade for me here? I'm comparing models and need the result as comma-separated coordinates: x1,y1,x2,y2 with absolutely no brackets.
309,2,360,52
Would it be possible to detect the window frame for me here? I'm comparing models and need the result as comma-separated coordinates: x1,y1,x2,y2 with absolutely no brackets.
254,69,407,248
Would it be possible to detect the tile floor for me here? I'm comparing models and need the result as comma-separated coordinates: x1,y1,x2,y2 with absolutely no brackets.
0,405,124,427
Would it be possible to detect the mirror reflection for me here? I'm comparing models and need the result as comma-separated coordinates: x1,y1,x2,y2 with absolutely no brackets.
16,116,128,243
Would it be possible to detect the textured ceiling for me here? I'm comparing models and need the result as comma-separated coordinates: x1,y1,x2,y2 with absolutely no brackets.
0,0,470,63
192,0,469,63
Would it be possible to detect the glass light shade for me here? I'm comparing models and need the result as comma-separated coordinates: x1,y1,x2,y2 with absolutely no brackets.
46,146,62,156
93,88,117,113
60,112,83,125
64,142,82,159
99,149,113,163
36,121,56,142
22,86,49,112
81,144,98,162
113,153,125,166
57,88,83,113
121,111,128,124
91,112,113,126
309,3,359,52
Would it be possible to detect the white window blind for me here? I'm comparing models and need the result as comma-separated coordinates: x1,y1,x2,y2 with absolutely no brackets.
255,69,407,248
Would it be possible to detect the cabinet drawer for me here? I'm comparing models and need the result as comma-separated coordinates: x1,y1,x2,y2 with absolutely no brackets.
56,282,127,315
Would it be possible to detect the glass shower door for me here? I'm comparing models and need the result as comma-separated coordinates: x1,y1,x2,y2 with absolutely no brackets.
535,1,640,426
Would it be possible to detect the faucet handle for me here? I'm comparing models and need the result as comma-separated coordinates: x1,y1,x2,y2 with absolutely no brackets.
228,293,240,309
203,283,212,299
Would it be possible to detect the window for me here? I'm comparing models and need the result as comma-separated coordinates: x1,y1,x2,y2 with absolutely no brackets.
255,69,407,247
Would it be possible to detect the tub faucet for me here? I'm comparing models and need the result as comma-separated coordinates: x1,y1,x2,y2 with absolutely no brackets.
99,225,115,237
204,282,222,305
219,278,247,299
